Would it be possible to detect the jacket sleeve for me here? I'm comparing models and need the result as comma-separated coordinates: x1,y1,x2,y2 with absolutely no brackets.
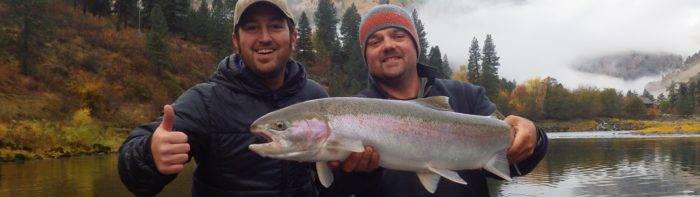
463,82,548,178
510,127,548,177
118,84,212,196
118,121,176,196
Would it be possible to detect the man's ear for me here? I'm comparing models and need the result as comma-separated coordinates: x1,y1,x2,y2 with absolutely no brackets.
290,28,298,50
232,32,240,54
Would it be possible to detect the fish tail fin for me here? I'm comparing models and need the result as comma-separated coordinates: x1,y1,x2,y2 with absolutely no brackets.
484,150,512,181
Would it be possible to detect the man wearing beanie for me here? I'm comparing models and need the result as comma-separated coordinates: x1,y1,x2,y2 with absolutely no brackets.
116,0,376,196
331,4,549,196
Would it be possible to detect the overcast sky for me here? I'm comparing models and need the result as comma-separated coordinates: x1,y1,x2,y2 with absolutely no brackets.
415,0,700,92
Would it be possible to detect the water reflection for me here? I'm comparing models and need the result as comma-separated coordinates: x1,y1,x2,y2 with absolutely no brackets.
493,136,700,196
0,154,194,196
0,134,698,196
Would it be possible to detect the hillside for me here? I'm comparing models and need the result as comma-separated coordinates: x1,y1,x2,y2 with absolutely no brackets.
645,51,700,95
0,1,219,160
574,51,683,81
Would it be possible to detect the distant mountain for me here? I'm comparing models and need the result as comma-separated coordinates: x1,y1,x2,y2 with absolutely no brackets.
645,51,700,96
574,51,683,81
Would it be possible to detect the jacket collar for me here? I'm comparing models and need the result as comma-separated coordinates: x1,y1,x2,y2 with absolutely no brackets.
362,63,437,99
209,54,307,100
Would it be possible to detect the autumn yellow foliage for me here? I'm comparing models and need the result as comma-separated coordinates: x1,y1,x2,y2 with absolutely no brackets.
0,1,219,160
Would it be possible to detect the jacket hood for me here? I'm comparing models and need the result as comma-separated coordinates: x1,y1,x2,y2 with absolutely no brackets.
209,54,307,100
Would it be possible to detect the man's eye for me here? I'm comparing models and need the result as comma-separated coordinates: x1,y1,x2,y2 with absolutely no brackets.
392,33,407,39
368,39,380,47
270,23,285,30
241,24,258,31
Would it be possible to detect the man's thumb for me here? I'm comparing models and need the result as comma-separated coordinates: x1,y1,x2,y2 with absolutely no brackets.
160,104,175,131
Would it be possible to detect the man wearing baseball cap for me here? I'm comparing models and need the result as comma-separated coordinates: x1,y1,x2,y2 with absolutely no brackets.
117,1,376,196
331,4,549,196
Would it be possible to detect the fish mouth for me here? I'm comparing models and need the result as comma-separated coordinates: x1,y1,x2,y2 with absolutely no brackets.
251,127,274,144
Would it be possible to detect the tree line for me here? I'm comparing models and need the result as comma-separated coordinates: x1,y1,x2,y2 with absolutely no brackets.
455,35,699,120
62,0,455,96
5,0,696,121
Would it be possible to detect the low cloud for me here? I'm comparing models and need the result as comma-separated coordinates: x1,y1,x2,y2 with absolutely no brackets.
416,0,700,92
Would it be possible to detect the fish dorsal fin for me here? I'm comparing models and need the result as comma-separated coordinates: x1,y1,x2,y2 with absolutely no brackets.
416,171,441,194
316,162,334,188
490,111,506,120
412,96,453,111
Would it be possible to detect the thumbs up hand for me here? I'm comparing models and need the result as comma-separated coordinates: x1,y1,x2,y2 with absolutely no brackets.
151,105,190,175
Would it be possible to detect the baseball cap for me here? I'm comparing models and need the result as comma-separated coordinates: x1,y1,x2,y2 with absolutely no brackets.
233,0,295,29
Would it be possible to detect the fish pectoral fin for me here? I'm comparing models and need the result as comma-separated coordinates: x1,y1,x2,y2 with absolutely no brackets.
427,165,467,185
412,96,454,111
316,162,334,188
484,150,512,181
416,171,441,194
327,139,364,153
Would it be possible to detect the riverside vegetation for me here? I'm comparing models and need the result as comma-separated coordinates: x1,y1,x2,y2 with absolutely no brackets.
1,0,698,161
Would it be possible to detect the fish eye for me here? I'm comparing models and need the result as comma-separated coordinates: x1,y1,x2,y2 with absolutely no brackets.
272,121,287,131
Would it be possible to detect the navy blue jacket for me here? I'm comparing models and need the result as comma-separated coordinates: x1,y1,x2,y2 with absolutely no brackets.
326,63,548,197
118,55,329,196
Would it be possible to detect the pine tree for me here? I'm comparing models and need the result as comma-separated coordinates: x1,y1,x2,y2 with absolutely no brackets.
480,34,501,99
340,4,360,61
209,0,233,57
675,83,694,115
146,5,172,74
467,37,481,84
225,0,239,13
428,46,444,78
295,11,315,67
115,0,138,30
7,0,54,76
314,0,341,64
412,9,429,64
89,0,112,17
642,89,654,101
442,54,452,79
334,3,366,96
190,0,211,41
162,0,190,34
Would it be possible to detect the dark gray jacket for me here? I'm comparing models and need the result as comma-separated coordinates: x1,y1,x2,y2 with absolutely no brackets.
118,54,328,196
327,63,548,197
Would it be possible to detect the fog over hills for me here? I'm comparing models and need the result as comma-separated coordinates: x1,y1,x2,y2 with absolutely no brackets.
645,51,700,96
574,52,684,81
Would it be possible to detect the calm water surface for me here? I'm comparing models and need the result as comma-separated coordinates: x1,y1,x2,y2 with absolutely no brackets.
1,131,698,196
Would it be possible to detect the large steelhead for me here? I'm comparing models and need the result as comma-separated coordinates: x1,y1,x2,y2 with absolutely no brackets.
248,96,513,193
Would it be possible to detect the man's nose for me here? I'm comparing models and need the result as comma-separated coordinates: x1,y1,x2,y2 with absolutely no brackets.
381,39,398,53
258,27,273,44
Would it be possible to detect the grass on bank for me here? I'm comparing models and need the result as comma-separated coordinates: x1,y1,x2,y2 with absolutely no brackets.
0,108,128,161
636,120,700,134
537,118,700,133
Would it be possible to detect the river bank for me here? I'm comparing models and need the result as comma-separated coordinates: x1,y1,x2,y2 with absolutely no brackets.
0,109,128,161
2,116,698,161
537,117,700,134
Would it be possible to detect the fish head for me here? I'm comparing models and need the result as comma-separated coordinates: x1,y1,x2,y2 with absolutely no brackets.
248,103,330,161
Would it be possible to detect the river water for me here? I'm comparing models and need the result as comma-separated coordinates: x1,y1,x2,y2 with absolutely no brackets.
1,132,698,196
